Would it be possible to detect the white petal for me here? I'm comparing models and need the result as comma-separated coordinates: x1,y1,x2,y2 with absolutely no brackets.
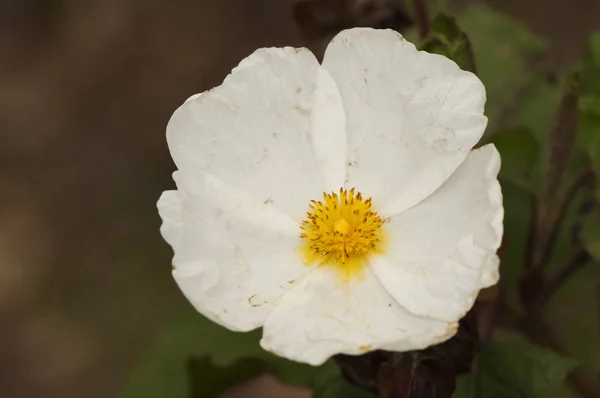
322,28,488,216
370,145,503,322
260,267,456,366
184,93,204,103
480,255,500,288
157,190,183,248
312,67,347,190
166,47,347,222
168,170,313,332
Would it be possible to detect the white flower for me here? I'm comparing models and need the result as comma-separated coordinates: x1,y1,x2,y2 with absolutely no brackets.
157,28,503,366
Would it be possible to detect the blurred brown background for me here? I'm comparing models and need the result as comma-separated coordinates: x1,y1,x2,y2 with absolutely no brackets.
0,1,599,397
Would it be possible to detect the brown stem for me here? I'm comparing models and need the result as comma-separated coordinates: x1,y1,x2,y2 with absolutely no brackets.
531,249,590,311
524,193,538,271
518,168,597,396
537,169,594,270
411,0,430,39
596,288,600,388
543,77,580,202
477,299,498,342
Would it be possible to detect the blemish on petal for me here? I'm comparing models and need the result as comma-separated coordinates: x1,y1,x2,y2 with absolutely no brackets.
432,138,448,152
247,294,263,307
263,198,274,205
448,323,458,333
441,322,459,339
293,106,311,116
359,345,371,352
255,147,270,166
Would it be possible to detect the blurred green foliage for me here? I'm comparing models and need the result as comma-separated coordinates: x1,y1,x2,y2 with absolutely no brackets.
576,31,600,282
579,33,600,179
421,14,476,73
187,357,267,397
458,4,546,131
581,211,600,260
117,307,262,398
310,364,373,398
118,305,333,397
491,128,539,189
453,336,577,398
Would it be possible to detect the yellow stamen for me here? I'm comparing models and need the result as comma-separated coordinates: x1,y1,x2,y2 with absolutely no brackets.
299,188,386,280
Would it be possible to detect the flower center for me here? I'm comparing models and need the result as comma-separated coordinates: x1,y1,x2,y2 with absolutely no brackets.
299,188,385,278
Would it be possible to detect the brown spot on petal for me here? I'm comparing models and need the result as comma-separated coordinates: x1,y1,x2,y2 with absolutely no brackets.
248,294,263,308
293,106,310,116
443,323,459,339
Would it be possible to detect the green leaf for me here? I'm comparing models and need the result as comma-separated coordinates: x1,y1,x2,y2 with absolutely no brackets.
579,32,600,177
312,364,374,398
453,337,577,398
457,4,546,131
581,211,600,260
505,73,564,191
187,357,267,398
118,306,323,398
508,74,589,266
478,337,577,397
431,13,461,41
453,374,477,398
491,128,539,189
422,14,476,73
118,308,262,398
262,355,325,387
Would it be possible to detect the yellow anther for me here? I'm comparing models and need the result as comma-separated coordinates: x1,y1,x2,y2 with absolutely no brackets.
299,188,386,280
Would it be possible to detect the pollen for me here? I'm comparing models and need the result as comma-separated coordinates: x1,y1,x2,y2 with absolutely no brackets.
299,188,385,279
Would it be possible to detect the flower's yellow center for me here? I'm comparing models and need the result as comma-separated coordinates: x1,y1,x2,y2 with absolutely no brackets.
299,188,385,279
